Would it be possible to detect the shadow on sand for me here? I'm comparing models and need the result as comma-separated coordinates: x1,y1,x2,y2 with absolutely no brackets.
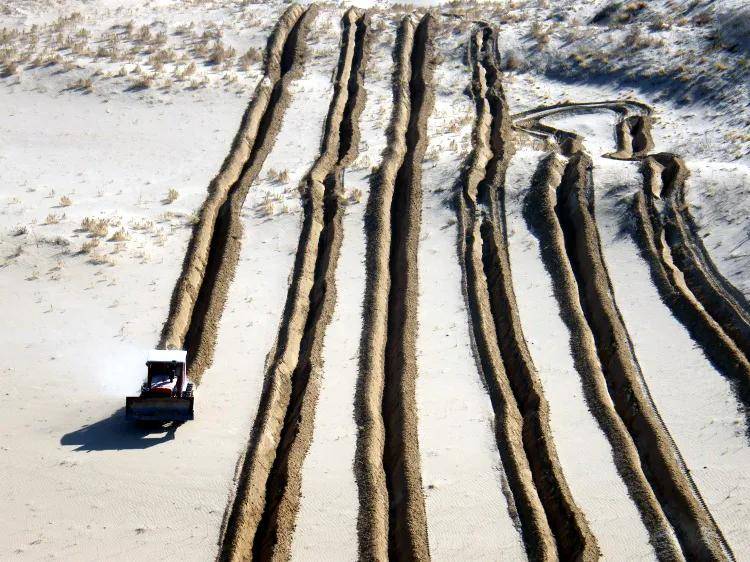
60,408,182,451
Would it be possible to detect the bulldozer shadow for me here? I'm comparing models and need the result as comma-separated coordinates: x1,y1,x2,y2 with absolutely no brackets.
60,408,182,451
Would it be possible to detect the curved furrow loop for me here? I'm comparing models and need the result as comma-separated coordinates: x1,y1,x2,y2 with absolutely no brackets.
512,100,653,161
549,151,732,561
354,13,436,562
218,9,369,561
456,24,598,561
158,4,317,384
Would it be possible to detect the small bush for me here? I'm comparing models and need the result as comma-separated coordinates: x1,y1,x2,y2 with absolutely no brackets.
81,216,109,237
164,188,179,204
108,228,129,242
80,238,100,254
59,195,73,207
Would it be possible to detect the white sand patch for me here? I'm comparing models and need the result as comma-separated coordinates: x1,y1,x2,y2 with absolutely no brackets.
594,156,750,556
505,147,656,561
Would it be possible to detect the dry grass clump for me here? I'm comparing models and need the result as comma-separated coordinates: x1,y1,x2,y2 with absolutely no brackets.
12,225,27,236
59,195,73,206
44,213,61,225
164,187,179,204
267,168,290,183
88,251,116,266
239,47,262,70
81,216,109,237
80,238,100,254
108,227,130,242
208,41,235,66
349,188,364,204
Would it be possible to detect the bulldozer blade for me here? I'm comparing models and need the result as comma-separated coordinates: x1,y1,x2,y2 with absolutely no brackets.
125,396,194,422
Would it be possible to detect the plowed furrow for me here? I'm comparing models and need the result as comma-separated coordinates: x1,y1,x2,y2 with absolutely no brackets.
524,154,684,561
355,14,435,562
456,26,597,561
158,4,316,383
549,151,731,560
218,9,369,561
632,154,750,412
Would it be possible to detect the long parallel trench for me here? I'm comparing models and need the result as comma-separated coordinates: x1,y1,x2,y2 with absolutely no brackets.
455,26,597,561
217,8,369,561
522,108,736,559
354,14,435,562
158,4,317,383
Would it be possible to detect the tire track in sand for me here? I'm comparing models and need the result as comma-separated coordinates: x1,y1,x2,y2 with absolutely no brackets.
218,9,369,561
632,154,750,413
455,25,597,561
354,14,435,561
528,150,733,560
158,4,316,383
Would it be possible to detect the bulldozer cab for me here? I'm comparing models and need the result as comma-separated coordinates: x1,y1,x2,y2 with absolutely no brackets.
145,350,186,387
126,349,194,422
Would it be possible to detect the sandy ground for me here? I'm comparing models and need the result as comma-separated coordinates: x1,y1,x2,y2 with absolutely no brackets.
2,2,750,560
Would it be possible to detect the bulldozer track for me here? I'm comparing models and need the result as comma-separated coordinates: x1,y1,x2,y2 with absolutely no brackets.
218,9,369,561
158,3,316,384
529,146,733,560
354,14,435,561
454,25,597,561
632,154,750,415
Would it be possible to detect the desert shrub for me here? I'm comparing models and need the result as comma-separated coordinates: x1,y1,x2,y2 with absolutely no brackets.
108,228,129,241
80,238,100,253
81,216,109,237
164,188,179,203
59,195,73,206
239,47,261,69
208,41,235,65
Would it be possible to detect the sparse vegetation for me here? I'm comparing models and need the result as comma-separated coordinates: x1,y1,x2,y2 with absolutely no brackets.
59,195,73,207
